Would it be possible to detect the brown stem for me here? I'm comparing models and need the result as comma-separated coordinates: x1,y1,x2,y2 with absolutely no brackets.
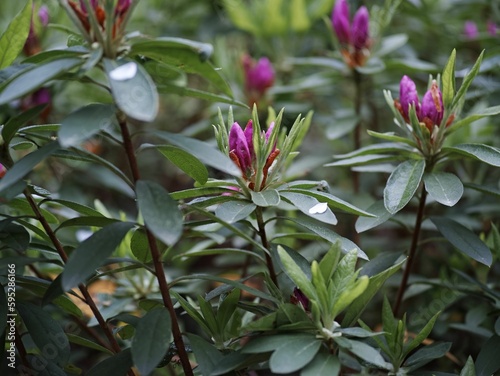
118,118,194,376
392,187,428,317
255,207,278,287
24,192,125,360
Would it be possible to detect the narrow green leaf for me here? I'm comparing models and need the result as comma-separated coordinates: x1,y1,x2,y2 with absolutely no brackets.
17,302,70,367
215,200,256,223
460,356,476,376
61,222,135,290
384,159,426,214
0,0,32,69
278,245,317,301
423,172,463,207
155,145,209,184
404,342,451,370
157,83,247,107
449,105,500,134
67,333,113,355
269,338,322,374
154,131,241,176
103,58,159,122
2,104,47,146
280,191,337,225
475,335,500,376
0,142,59,193
59,104,118,147
431,217,492,266
87,348,133,376
451,50,484,109
442,49,456,107
251,189,281,207
404,311,441,357
136,180,183,246
445,144,500,167
301,352,340,376
131,308,172,376
0,58,83,105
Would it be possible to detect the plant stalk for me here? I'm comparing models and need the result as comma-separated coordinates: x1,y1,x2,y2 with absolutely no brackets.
392,187,428,317
255,207,278,287
119,119,194,376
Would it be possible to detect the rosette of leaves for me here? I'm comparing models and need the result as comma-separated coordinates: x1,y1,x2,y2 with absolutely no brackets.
327,49,500,267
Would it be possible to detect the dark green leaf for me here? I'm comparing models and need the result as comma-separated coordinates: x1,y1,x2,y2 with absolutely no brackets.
130,228,153,263
251,189,281,207
445,144,500,167
341,338,392,370
155,145,208,184
2,104,47,146
61,222,135,290
404,311,440,357
215,200,256,223
0,0,32,69
154,131,241,176
404,342,451,371
87,348,133,376
0,287,7,336
56,216,119,231
242,334,316,353
17,302,70,367
103,58,159,122
0,220,30,251
423,172,463,207
0,58,82,104
187,333,223,376
384,159,425,214
278,246,317,301
59,104,117,147
269,338,322,374
131,308,172,376
301,352,340,376
136,180,183,245
355,200,392,233
67,333,113,355
0,141,59,193
431,217,492,266
475,335,500,376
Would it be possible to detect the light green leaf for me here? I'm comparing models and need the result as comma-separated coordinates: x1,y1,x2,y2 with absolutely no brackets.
155,145,209,185
103,58,159,122
445,144,500,167
341,339,392,370
280,191,337,225
278,246,317,301
61,222,135,290
215,200,256,223
449,105,500,134
251,189,281,207
423,172,463,207
355,200,392,233
442,49,456,107
384,159,426,214
451,50,484,109
404,311,440,357
59,104,117,147
136,180,183,246
460,356,476,376
0,58,83,105
0,0,32,69
131,308,172,376
431,217,492,266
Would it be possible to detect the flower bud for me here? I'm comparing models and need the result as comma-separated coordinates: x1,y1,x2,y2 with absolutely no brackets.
116,0,131,15
487,20,497,36
464,21,479,39
399,75,420,121
38,5,49,27
420,81,444,129
229,122,252,173
243,56,275,97
332,0,351,45
290,288,309,310
352,6,369,50
79,0,98,14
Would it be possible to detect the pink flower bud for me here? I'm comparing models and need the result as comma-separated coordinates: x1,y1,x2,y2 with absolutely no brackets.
80,0,98,14
352,6,369,50
116,0,131,15
244,57,275,95
420,81,443,127
399,75,420,121
229,122,252,172
38,5,49,27
464,21,479,39
487,20,497,36
332,0,351,45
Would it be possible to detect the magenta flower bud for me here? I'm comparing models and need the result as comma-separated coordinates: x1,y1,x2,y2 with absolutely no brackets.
80,0,98,13
487,20,497,36
265,122,275,142
243,120,254,159
332,0,351,45
420,82,443,127
352,6,369,50
116,0,131,15
399,75,420,120
291,288,309,310
229,122,252,172
464,21,479,39
245,57,275,94
38,5,49,27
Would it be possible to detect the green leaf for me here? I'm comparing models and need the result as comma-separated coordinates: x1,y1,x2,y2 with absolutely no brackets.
87,348,133,376
103,58,159,122
215,200,256,223
404,311,440,357
136,180,183,246
187,333,223,376
451,50,484,109
154,131,241,176
301,352,340,376
242,334,316,353
475,335,500,376
431,217,492,266
384,159,426,214
285,217,368,259
0,142,59,194
251,189,281,207
17,302,70,367
0,287,7,337
269,338,322,374
155,145,208,184
130,228,154,263
217,288,240,332
460,356,476,376
449,105,500,134
280,191,337,225
442,49,456,108
0,58,83,105
355,200,392,233
0,220,30,251
331,276,369,318
278,245,317,301
367,130,418,147
157,83,247,107
403,342,451,371
58,104,118,147
423,172,463,207
0,0,32,69
318,243,341,282
67,333,113,355
131,308,172,376
445,144,500,167
341,338,392,370
2,104,48,146
61,222,135,290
